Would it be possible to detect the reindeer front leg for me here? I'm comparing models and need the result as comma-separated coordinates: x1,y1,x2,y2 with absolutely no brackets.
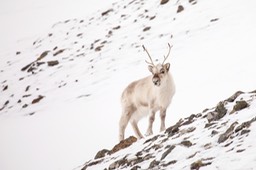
160,109,166,132
145,110,155,136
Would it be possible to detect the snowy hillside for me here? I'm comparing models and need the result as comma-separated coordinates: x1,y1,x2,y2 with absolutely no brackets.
0,0,256,170
81,91,256,170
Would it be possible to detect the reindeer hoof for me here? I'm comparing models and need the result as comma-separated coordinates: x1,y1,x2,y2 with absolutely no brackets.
145,131,153,136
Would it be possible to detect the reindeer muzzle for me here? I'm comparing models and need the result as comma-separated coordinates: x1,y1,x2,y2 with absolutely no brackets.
152,75,160,86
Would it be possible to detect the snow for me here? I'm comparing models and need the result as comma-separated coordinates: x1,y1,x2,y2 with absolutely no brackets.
0,0,256,170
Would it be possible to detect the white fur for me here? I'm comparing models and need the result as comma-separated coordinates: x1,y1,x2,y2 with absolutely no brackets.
119,63,175,141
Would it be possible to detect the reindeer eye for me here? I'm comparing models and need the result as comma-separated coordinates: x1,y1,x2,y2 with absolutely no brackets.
160,69,165,74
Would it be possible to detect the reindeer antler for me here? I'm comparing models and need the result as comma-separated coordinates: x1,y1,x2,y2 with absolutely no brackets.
162,43,173,64
142,45,155,66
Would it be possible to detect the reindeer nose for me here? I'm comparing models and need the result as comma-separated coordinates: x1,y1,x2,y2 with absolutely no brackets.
152,76,160,86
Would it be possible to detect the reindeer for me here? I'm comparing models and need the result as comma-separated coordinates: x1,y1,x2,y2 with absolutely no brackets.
119,43,175,141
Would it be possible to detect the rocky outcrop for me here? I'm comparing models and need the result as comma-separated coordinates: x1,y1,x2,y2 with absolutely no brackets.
81,90,256,170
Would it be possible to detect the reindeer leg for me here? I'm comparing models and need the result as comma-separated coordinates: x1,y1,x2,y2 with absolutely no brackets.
145,110,155,136
119,110,132,141
160,109,166,132
131,120,144,139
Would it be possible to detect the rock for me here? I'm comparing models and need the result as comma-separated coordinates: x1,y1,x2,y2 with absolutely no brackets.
131,165,141,170
215,102,227,117
101,9,113,16
210,18,219,22
53,49,65,56
177,5,184,13
163,160,177,167
16,51,21,55
113,25,121,30
109,157,128,170
191,160,211,170
189,0,197,5
160,0,169,5
109,136,137,154
37,51,50,61
95,45,104,52
165,123,179,137
218,122,238,143
148,160,160,169
207,102,227,122
2,85,8,91
235,121,251,133
161,145,175,160
225,91,244,102
211,130,219,136
233,100,249,112
47,60,59,67
94,149,110,159
206,111,218,122
31,95,44,104
143,26,151,32
180,140,192,147
182,114,196,125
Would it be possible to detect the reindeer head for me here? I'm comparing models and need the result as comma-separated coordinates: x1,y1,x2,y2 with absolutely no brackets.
142,43,172,86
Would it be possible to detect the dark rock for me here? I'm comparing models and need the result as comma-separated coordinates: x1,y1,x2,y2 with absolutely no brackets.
233,100,249,112
189,0,197,5
211,130,219,136
109,136,137,154
236,149,245,153
109,157,128,170
177,5,184,13
143,27,151,32
215,102,227,117
207,102,227,122
191,160,211,170
160,0,169,5
101,9,113,16
206,111,218,122
94,149,110,159
21,62,34,72
165,124,179,137
235,121,251,133
210,18,219,22
205,122,216,128
22,104,28,108
77,33,83,37
225,91,244,102
95,45,104,52
82,159,103,170
16,51,21,55
148,160,160,169
240,129,250,135
218,122,238,143
53,49,65,56
25,86,30,92
37,51,50,61
144,135,159,144
3,85,8,91
163,160,177,167
131,165,141,170
47,60,59,67
113,25,121,30
31,95,44,104
182,114,196,125
161,145,175,160
180,140,192,147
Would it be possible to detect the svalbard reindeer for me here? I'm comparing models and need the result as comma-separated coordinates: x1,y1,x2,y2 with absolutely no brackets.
119,44,175,141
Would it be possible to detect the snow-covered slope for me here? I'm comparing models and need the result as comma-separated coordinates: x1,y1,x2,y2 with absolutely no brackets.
81,91,256,170
0,0,256,170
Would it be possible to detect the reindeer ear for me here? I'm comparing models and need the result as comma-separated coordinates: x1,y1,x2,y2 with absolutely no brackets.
148,65,154,73
165,63,170,72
